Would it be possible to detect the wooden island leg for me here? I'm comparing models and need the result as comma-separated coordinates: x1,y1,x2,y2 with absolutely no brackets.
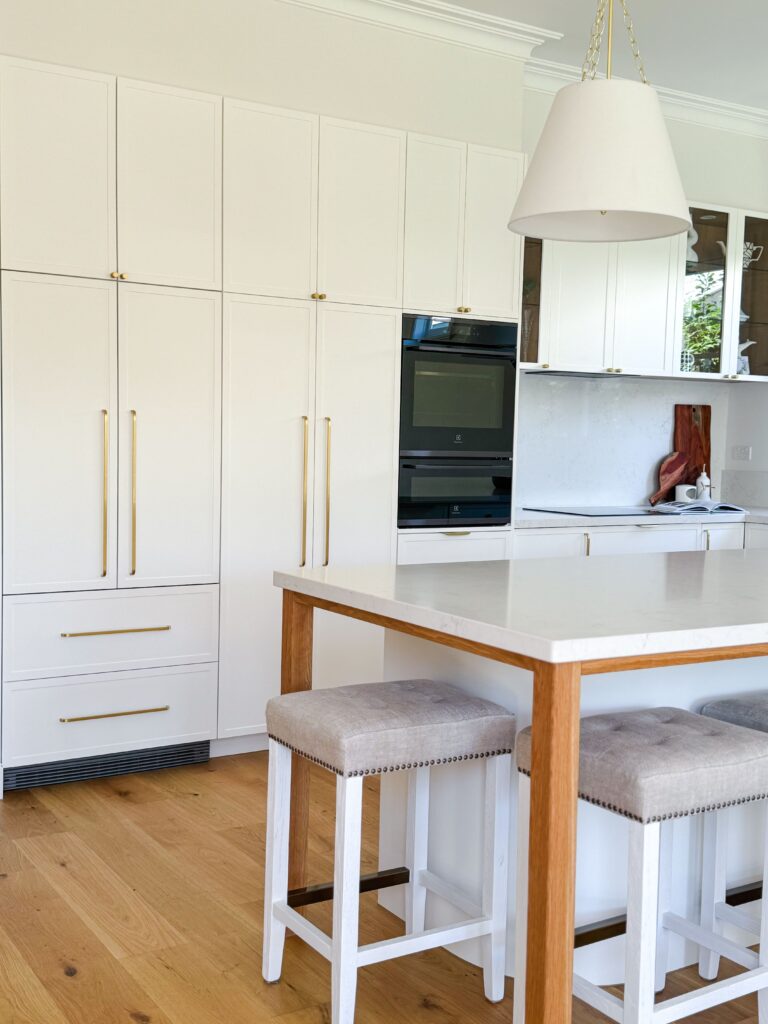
280,590,314,890
525,661,581,1024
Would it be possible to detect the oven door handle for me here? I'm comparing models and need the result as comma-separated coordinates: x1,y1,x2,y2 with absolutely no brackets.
409,343,516,359
401,462,512,472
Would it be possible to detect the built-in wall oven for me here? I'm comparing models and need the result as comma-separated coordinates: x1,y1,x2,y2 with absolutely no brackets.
398,315,516,529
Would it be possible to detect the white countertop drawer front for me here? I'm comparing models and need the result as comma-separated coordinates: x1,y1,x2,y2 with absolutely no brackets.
702,523,745,551
3,663,218,767
397,530,511,565
3,585,219,682
586,524,701,557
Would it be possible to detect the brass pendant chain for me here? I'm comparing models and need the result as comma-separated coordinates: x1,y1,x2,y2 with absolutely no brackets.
581,0,648,84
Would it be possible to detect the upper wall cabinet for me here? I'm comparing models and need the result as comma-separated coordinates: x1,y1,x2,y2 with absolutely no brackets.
0,58,117,279
539,242,613,372
317,118,406,308
224,100,318,298
403,136,524,319
118,79,222,290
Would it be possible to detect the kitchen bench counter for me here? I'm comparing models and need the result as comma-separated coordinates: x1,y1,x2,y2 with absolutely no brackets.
275,554,768,1023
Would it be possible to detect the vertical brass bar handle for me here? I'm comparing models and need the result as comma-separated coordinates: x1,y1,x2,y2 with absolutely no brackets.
584,532,591,557
705,529,711,551
324,417,331,567
102,409,109,577
130,409,137,576
300,416,309,567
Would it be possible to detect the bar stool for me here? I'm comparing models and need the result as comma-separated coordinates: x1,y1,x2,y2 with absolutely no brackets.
262,678,516,1024
514,707,768,1024
699,693,768,983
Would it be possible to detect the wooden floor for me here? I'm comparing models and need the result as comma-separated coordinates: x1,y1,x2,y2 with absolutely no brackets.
0,751,758,1024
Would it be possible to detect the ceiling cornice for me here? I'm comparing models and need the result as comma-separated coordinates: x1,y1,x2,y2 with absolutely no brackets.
277,0,563,60
525,58,768,142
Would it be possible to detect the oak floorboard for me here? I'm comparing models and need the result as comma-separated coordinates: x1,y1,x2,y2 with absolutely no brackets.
0,751,760,1023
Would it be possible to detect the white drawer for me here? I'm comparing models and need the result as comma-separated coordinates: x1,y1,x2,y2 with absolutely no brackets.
702,523,745,551
3,585,219,681
3,663,218,767
397,530,511,565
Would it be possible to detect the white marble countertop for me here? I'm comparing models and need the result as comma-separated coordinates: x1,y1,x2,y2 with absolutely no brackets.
275,551,768,664
514,507,768,529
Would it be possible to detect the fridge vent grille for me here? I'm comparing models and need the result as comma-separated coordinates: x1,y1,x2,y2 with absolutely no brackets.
3,741,210,791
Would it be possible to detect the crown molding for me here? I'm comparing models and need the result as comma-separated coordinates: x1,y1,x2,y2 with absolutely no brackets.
277,0,562,60
525,58,768,142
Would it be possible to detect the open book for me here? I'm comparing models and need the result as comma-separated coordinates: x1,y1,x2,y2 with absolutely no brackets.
654,499,747,515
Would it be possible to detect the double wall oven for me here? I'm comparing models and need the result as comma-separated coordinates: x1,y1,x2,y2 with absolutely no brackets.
398,315,517,528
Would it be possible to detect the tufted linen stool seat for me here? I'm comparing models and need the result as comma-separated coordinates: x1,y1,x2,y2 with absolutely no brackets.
513,707,768,1024
696,692,768,986
262,679,516,1024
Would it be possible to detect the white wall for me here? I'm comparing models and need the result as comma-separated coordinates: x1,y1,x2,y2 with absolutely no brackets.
515,373,731,507
0,0,524,148
723,384,768,506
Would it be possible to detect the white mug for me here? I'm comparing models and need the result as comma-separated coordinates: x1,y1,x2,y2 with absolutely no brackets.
675,484,697,502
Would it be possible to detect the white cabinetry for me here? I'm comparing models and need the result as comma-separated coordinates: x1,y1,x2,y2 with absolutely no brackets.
513,529,587,560
398,530,512,565
317,118,405,308
218,298,399,734
118,285,221,588
0,58,116,279
118,79,222,290
219,295,316,739
745,524,768,549
403,135,524,318
702,523,745,550
224,100,318,299
586,524,700,556
539,235,684,375
512,521,730,559
2,273,118,594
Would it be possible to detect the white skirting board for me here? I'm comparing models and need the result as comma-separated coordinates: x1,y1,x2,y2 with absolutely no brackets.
210,733,269,757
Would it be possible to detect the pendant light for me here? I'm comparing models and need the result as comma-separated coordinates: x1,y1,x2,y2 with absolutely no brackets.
507,0,690,242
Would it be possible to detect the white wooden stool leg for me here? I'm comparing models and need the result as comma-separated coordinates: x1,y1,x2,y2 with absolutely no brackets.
623,821,661,1024
758,804,768,1024
332,775,363,1024
482,753,511,1003
699,810,726,980
405,766,430,934
654,822,674,993
512,772,530,1024
263,739,292,983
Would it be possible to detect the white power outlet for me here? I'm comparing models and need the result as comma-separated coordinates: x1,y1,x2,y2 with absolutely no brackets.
732,445,753,462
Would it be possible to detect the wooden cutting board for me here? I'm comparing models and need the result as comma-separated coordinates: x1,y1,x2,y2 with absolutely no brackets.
674,405,711,486
649,451,689,505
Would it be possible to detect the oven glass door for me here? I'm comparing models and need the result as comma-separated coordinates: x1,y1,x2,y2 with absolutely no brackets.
400,348,516,456
398,459,512,528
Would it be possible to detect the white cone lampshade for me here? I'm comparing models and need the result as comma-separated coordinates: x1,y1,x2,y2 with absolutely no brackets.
508,78,690,242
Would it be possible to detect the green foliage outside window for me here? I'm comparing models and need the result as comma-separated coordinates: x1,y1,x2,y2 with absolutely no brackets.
682,272,723,371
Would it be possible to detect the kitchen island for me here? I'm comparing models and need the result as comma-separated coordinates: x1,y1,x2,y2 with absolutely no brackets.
275,552,768,1023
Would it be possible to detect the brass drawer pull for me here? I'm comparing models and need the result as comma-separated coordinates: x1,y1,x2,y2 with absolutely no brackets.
301,416,309,567
102,409,109,578
130,409,137,576
324,417,332,567
584,532,591,556
441,531,471,537
59,705,170,724
60,625,171,638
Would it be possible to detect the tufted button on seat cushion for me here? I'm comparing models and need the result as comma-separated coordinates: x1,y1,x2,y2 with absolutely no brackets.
701,693,768,733
266,679,515,777
516,707,768,824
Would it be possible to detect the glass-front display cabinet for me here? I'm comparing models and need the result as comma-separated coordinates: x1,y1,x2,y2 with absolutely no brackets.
679,206,733,376
520,237,544,366
735,212,768,378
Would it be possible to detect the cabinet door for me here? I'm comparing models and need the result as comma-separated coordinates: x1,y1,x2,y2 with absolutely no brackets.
313,304,399,686
218,295,315,738
0,58,116,279
513,529,586,559
403,134,465,314
587,525,700,556
702,523,745,550
224,100,318,299
118,285,221,587
611,235,683,375
2,273,117,594
746,524,768,549
318,118,406,307
462,146,525,319
398,530,511,565
540,242,614,371
118,79,222,290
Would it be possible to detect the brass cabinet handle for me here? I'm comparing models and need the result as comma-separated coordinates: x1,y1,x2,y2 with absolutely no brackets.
130,409,137,576
318,293,327,300
324,416,331,567
59,705,170,724
541,363,550,369
704,529,711,551
441,531,471,537
102,409,109,578
300,416,309,567
110,271,119,279
119,273,127,280
61,625,171,638
311,292,321,300
584,532,591,556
